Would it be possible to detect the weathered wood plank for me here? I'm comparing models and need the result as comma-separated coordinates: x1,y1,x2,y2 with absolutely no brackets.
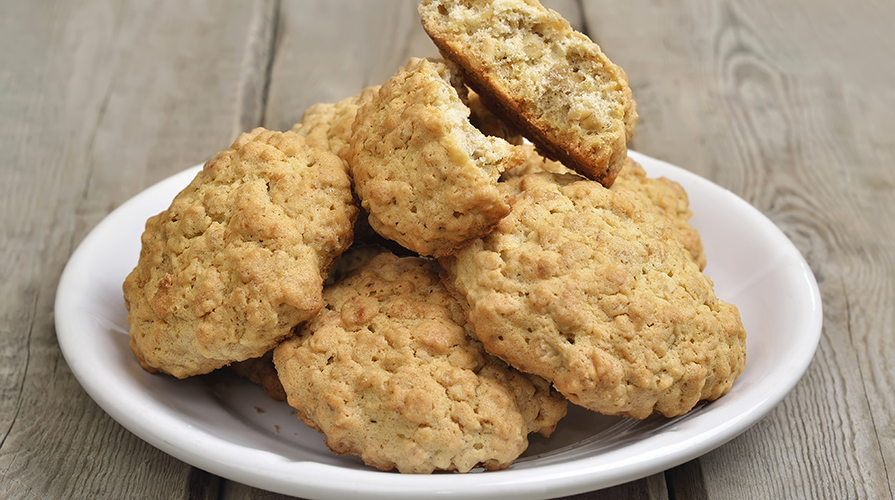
581,0,895,498
0,0,276,498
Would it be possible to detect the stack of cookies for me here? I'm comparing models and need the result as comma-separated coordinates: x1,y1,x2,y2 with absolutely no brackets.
123,0,746,474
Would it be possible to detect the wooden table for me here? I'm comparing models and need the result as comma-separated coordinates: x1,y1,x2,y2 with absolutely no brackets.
2,1,893,498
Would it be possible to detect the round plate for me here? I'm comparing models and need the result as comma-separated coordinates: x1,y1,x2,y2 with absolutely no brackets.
55,151,822,500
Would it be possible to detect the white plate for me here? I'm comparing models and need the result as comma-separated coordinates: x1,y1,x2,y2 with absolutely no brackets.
55,151,822,500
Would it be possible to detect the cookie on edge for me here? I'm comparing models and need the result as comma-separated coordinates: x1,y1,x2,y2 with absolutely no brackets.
347,57,527,258
123,128,358,378
440,172,745,419
419,0,638,186
273,251,567,473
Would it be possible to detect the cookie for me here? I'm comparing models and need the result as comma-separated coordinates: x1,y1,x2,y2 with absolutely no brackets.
347,57,527,257
502,148,706,269
439,172,746,419
292,86,381,159
273,252,567,473
419,0,638,186
123,128,358,378
612,159,706,270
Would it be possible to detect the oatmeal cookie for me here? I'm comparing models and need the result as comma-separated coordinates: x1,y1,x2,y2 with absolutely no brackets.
502,148,706,269
347,57,527,257
612,159,706,270
273,252,566,473
292,86,380,159
123,128,358,378
419,0,638,186
439,172,745,419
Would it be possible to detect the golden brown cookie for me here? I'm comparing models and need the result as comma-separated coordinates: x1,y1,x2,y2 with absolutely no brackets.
347,57,527,257
612,159,706,270
501,148,706,269
419,0,638,186
273,252,566,473
439,172,745,419
123,128,358,378
292,86,381,159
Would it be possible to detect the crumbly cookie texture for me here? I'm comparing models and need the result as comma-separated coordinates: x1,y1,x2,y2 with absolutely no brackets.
502,148,706,269
419,0,637,187
439,172,745,419
123,128,357,378
292,86,381,159
347,57,527,258
273,252,567,473
612,159,706,270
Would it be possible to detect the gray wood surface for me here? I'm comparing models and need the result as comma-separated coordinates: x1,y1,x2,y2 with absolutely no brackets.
1,0,892,499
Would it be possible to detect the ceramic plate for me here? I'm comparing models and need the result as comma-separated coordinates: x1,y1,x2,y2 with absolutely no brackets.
55,151,822,500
